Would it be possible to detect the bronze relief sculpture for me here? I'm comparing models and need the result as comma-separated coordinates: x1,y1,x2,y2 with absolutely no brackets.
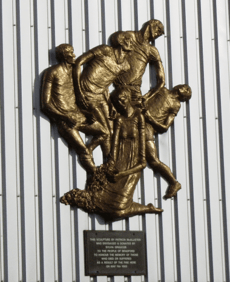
41,20,192,220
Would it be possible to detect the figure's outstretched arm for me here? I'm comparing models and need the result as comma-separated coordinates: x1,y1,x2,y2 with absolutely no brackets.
143,46,165,103
145,111,176,133
73,51,95,109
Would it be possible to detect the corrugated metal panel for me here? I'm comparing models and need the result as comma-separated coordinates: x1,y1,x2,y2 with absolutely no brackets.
0,0,229,281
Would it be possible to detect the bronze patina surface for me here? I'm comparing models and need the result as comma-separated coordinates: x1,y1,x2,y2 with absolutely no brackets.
41,19,192,220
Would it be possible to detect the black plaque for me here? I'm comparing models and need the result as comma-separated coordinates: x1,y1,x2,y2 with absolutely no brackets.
84,230,147,276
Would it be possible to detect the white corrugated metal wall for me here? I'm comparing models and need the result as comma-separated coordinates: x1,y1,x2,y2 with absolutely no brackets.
0,0,230,281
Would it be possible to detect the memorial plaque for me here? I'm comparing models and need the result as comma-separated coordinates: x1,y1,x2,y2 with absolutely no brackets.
84,230,147,276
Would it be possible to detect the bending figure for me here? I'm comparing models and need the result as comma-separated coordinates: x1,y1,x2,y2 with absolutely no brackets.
113,19,165,105
73,32,134,160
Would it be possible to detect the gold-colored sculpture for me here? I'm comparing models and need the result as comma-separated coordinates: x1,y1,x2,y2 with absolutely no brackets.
41,19,192,220
111,20,191,199
60,87,163,219
41,44,104,173
73,31,134,160
144,84,191,199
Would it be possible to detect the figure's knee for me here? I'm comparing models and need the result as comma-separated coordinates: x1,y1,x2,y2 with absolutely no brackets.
99,125,111,142
147,155,160,170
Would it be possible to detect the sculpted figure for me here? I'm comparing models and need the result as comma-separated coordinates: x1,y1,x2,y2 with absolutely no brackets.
113,19,165,105
145,84,192,199
60,87,163,219
73,32,134,160
41,44,105,173
111,20,184,199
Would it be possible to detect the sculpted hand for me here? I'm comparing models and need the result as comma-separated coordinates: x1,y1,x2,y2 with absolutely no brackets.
107,171,124,183
109,107,117,120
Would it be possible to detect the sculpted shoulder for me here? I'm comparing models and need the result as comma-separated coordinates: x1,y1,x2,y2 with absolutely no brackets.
148,44,161,61
44,63,63,75
90,44,113,57
43,63,64,80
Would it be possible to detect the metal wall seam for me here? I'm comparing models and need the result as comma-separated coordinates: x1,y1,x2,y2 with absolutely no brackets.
180,1,200,281
30,0,42,280
196,0,226,281
0,0,4,279
211,0,230,280
1,0,20,281
15,0,39,280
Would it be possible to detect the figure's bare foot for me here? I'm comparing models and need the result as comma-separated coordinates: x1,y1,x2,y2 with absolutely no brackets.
147,203,163,214
163,182,181,200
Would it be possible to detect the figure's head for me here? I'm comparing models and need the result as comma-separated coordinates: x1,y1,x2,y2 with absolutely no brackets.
110,31,134,51
141,19,164,42
110,87,132,112
173,84,192,102
55,44,76,64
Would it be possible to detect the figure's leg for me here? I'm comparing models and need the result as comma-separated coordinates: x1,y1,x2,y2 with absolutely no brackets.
129,202,163,215
57,122,96,173
115,202,163,218
100,101,113,135
89,106,111,159
79,121,108,153
146,140,181,199
146,140,176,184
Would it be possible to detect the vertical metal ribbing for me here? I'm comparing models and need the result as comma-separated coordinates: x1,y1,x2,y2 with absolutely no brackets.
0,0,8,280
53,136,63,282
212,0,230,280
84,0,90,52
100,0,106,44
50,0,56,64
50,1,63,281
133,0,138,31
32,0,45,280
117,0,122,31
15,0,27,280
196,0,214,281
150,0,154,19
67,0,73,46
72,153,80,282
164,1,180,282
180,0,198,281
